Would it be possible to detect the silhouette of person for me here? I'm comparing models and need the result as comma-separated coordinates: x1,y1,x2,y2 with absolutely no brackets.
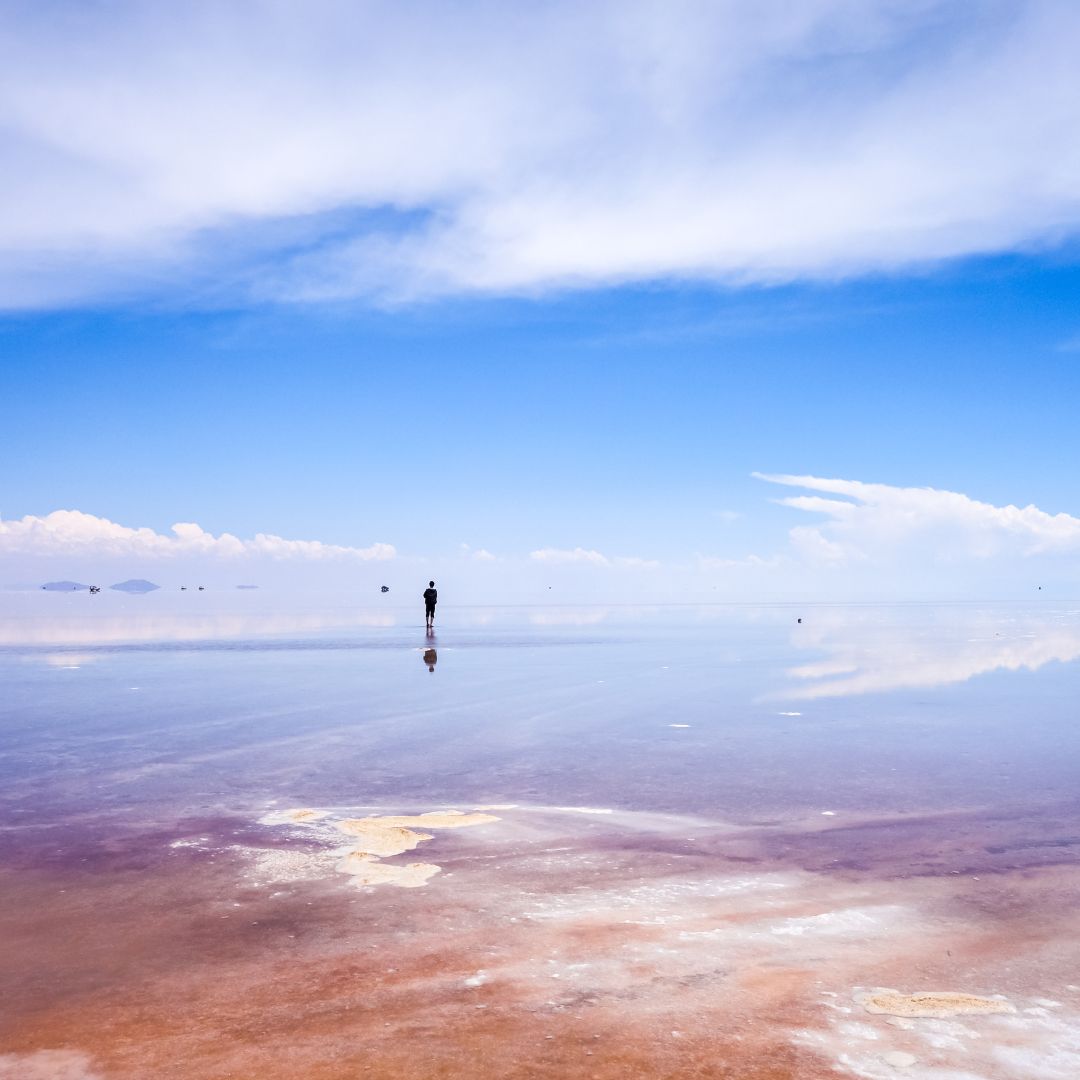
423,580,437,627
422,647,437,672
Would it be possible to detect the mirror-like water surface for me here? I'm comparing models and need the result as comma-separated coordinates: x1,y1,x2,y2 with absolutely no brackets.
3,596,1080,1078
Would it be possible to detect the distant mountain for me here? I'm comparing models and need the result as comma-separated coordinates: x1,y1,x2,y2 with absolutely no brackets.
41,580,89,591
236,584,259,590
110,579,160,593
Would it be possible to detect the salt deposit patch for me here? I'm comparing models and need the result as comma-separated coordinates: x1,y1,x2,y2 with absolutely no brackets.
260,806,500,890
239,846,333,885
347,811,499,830
882,1051,917,1068
0,1050,104,1080
807,988,1080,1080
334,853,441,888
335,821,434,857
860,990,1015,1019
334,812,499,860
769,907,906,939
525,871,792,921
259,808,330,826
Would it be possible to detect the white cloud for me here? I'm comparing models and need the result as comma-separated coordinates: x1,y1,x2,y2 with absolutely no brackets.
614,556,661,569
2,1,1080,308
756,472,1080,564
788,525,855,565
0,509,394,561
531,547,612,567
696,553,781,570
530,547,658,568
460,543,498,562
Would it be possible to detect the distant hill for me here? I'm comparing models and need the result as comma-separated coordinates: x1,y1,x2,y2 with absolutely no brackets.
41,580,89,591
110,579,161,593
236,584,259,590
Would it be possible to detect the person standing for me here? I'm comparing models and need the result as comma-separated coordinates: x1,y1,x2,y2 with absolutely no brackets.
423,580,437,627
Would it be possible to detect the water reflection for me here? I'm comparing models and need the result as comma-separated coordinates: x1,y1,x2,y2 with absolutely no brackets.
779,609,1080,699
9,599,1080,707
0,608,399,646
528,608,612,626
0,599,633,646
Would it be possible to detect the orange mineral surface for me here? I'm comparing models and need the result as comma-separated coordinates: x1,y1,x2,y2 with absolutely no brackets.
4,805,1080,1079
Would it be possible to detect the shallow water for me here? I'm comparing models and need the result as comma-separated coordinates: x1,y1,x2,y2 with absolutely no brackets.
3,595,1080,1078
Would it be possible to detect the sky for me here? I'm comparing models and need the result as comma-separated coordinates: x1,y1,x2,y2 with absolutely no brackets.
3,0,1080,602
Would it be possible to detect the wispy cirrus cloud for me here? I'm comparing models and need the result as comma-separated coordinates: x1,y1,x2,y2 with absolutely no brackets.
757,473,1080,565
0,510,394,561
3,2,1080,309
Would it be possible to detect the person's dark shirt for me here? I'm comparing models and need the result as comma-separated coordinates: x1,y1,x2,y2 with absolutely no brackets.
423,587,437,605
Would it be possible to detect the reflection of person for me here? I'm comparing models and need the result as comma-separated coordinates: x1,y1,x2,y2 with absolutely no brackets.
422,647,437,672
423,580,437,627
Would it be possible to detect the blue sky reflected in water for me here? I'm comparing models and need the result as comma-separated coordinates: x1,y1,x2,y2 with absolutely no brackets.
3,598,1080,828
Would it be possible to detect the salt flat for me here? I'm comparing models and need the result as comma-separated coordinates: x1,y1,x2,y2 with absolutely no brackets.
3,596,1080,1078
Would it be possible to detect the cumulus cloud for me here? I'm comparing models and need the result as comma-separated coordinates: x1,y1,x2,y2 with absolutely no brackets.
757,473,1080,564
697,553,781,570
0,509,394,561
2,1,1080,308
531,547,612,567
531,547,658,568
459,543,498,562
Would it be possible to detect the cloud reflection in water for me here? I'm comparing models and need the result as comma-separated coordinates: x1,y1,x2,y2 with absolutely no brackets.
779,609,1080,699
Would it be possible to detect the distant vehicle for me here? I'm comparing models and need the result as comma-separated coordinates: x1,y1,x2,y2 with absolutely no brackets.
381,585,390,593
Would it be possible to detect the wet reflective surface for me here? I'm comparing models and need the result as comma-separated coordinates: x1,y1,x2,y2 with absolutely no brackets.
3,596,1080,1078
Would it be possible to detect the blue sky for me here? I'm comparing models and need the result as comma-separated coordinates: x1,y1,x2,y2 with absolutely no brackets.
3,2,1080,599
